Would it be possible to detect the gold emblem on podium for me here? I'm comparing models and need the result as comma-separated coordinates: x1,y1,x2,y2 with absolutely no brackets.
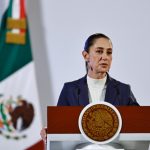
78,102,122,144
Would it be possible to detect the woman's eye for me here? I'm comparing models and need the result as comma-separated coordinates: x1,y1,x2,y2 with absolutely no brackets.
107,51,112,55
96,50,103,54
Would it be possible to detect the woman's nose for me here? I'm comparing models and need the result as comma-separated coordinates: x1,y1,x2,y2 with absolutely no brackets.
101,53,108,60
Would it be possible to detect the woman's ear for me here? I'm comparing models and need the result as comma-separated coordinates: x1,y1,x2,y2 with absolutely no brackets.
82,50,89,62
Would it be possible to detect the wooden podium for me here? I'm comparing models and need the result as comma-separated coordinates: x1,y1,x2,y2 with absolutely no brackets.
47,106,150,150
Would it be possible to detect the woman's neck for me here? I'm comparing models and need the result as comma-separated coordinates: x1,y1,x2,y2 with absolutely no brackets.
87,71,106,79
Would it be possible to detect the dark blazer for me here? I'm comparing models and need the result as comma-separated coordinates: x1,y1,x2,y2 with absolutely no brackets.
57,74,139,106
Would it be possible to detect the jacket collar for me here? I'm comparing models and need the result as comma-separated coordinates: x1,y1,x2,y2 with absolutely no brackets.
76,73,119,106
105,73,120,105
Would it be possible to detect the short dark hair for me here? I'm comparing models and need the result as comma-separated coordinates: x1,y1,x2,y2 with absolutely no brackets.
83,33,111,72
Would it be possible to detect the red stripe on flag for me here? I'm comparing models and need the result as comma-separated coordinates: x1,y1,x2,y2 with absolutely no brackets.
20,0,26,33
20,0,25,18
26,140,45,150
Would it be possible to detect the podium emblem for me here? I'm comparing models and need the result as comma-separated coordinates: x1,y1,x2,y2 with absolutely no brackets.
78,102,122,144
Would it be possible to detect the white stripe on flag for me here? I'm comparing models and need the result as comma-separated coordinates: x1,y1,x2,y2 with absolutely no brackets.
12,0,20,34
0,62,42,150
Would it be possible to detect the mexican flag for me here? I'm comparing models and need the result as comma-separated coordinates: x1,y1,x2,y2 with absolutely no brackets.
0,0,42,149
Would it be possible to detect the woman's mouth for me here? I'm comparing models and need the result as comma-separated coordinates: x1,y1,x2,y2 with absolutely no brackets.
100,63,108,67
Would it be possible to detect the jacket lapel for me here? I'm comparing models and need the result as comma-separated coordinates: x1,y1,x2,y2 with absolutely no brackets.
105,75,120,105
77,76,89,106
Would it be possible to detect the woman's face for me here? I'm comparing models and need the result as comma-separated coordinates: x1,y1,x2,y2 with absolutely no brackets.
85,38,113,76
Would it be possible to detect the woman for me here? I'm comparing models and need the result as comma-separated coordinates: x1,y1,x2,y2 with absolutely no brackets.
41,33,139,142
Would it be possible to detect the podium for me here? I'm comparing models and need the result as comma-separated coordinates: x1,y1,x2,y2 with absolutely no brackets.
47,106,150,150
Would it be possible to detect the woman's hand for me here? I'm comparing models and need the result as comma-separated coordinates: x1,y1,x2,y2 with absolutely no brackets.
40,127,47,143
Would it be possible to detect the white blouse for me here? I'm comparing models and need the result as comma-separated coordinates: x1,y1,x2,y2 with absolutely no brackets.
87,75,107,103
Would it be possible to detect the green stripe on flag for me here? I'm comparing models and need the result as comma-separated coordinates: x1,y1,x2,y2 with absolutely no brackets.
0,3,32,82
8,0,13,18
